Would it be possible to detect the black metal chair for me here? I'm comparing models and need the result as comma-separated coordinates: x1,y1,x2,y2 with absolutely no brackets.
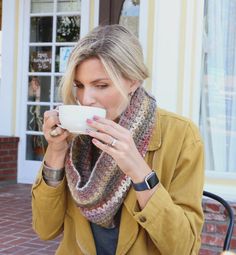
203,190,235,251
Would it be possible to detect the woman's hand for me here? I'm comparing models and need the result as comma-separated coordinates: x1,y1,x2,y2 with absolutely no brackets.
43,110,70,169
86,116,152,183
43,110,69,148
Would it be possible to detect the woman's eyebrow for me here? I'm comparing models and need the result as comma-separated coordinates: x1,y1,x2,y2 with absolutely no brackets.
73,78,111,84
90,78,111,84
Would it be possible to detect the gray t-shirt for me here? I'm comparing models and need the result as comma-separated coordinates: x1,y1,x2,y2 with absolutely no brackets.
90,222,119,255
90,208,121,255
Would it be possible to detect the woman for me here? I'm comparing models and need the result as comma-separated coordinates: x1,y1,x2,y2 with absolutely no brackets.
32,25,204,255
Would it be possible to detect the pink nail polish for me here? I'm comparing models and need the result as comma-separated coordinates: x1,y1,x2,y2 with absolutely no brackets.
93,115,100,121
86,119,93,124
92,139,98,144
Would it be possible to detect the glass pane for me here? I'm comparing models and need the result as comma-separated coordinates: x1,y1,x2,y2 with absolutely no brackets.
26,134,47,161
119,0,140,37
54,76,62,102
56,16,80,42
27,105,50,131
28,76,51,102
29,46,52,72
31,0,53,13
55,46,73,72
57,0,81,12
200,0,236,173
30,17,53,42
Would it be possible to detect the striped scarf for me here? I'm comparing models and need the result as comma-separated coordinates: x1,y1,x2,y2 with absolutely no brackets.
65,87,157,228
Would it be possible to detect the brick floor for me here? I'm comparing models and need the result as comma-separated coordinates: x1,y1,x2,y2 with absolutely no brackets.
0,184,61,255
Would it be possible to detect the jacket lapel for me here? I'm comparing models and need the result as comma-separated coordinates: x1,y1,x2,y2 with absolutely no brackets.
116,188,139,255
116,109,161,255
68,192,96,255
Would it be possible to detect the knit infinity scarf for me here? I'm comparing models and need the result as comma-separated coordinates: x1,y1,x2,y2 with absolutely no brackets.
65,87,157,228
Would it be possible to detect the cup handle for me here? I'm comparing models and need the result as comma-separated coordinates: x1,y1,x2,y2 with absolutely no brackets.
53,109,65,129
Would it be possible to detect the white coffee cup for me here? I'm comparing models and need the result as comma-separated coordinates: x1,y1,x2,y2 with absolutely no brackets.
58,105,106,134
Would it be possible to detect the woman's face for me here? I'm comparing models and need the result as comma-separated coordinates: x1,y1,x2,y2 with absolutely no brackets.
74,58,138,121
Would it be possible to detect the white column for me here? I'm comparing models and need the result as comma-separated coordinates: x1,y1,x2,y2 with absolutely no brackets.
80,0,90,37
139,0,149,63
152,1,181,112
152,0,204,123
93,0,100,27
0,0,18,135
181,0,204,123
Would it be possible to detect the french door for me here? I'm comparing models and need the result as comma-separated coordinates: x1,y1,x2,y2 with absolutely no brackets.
18,0,89,183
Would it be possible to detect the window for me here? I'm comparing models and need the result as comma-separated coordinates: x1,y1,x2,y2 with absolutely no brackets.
26,0,81,161
200,0,236,174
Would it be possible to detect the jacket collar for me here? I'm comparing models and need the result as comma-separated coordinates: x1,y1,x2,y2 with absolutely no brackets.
147,109,162,151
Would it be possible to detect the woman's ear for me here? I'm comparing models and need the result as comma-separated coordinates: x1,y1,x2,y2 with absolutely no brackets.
129,80,140,94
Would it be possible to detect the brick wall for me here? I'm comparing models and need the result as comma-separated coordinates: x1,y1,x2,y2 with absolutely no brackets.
200,198,236,255
0,136,19,185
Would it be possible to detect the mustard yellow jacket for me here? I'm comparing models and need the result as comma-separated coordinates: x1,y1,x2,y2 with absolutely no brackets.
32,108,204,255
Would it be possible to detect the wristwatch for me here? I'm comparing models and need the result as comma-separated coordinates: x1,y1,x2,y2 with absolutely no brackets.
132,171,159,191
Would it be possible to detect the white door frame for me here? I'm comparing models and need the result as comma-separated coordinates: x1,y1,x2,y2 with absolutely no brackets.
16,0,90,183
0,0,19,136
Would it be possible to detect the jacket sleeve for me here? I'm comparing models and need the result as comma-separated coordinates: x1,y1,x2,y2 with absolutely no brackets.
132,124,204,255
31,165,67,240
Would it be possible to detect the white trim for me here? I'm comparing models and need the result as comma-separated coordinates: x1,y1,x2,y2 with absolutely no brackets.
204,183,236,202
15,0,23,182
181,0,195,118
0,31,2,79
30,11,82,17
139,0,148,62
205,172,236,199
181,0,204,124
17,0,33,183
93,0,100,27
190,1,205,124
152,0,181,112
15,0,26,138
0,0,17,135
80,0,90,37
206,171,236,180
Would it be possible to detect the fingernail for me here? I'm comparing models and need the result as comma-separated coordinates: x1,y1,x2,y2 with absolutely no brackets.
92,138,98,144
86,119,93,124
93,115,100,121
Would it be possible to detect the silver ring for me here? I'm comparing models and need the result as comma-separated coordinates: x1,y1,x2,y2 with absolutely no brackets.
50,129,59,137
110,138,117,147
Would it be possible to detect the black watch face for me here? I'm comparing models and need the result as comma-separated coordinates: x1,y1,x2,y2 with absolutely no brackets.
147,172,159,189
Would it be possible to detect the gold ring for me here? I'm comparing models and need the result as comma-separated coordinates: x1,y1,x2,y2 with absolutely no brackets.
50,129,59,137
110,138,117,147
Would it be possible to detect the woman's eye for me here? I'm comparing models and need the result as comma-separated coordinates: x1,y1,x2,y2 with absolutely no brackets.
96,84,108,89
73,82,83,89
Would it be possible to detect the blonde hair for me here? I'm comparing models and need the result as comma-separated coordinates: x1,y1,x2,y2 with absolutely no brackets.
59,24,149,104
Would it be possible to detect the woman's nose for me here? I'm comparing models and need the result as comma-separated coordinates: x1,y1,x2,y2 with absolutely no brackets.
80,89,96,106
